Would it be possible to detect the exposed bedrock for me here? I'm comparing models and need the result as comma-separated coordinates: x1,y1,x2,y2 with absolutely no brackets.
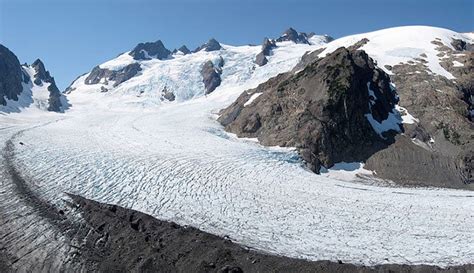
219,47,400,173
0,44,24,105
195,38,222,52
382,38,474,188
85,63,142,87
129,40,171,60
201,57,224,94
255,38,277,66
276,27,311,44
31,59,68,112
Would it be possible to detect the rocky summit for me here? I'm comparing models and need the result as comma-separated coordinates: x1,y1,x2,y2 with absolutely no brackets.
129,40,171,60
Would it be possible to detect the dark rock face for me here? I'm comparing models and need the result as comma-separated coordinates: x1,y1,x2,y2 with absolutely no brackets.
255,38,277,66
219,47,399,172
201,57,224,94
31,59,67,112
177,45,191,55
162,86,175,101
85,63,142,87
255,53,268,66
129,40,171,60
0,45,24,106
195,38,222,52
451,38,474,52
276,27,311,44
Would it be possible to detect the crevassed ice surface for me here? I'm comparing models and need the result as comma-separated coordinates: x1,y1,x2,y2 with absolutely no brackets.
2,27,474,266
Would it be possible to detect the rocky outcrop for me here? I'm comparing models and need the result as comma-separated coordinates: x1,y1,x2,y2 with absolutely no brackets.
201,57,224,94
195,38,222,52
0,44,24,106
368,37,474,188
129,40,171,60
276,27,311,44
255,38,277,66
85,63,142,87
219,47,400,173
177,45,191,55
162,86,175,101
30,59,66,112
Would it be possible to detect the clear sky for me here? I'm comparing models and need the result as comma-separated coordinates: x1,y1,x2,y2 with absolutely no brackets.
1,0,473,89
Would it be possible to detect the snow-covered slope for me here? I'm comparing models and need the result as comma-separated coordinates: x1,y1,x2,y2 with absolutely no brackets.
318,26,473,79
0,63,68,114
66,35,329,110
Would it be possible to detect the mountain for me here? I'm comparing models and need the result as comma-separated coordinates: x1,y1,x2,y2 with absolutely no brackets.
2,26,474,270
66,27,329,108
0,45,68,113
220,26,474,188
219,47,400,173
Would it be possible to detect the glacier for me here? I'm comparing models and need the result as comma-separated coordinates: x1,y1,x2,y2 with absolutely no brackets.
0,26,473,267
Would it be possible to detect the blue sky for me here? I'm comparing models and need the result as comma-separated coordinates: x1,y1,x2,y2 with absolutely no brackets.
1,0,473,89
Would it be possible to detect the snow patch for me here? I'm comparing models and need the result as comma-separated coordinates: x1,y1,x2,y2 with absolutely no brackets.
452,60,464,67
244,92,262,106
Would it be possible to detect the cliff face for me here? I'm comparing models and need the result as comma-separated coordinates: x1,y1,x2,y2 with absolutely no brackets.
0,45,26,106
219,47,400,173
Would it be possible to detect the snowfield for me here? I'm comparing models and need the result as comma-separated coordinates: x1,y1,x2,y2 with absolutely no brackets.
1,26,473,266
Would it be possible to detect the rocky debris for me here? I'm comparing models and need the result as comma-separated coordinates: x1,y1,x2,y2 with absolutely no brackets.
201,57,224,94
129,40,171,60
255,38,277,66
85,63,142,87
10,193,466,273
219,47,399,173
31,59,66,112
195,38,222,52
162,86,175,101
276,27,311,44
0,44,24,106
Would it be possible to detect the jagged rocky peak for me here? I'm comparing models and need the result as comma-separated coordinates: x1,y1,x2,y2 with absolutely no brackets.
30,58,66,112
129,40,171,60
195,38,222,52
276,27,311,44
31,58,54,85
177,45,191,55
219,47,400,173
0,44,24,105
201,56,224,94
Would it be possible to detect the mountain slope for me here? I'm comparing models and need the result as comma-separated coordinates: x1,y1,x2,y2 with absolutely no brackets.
65,29,330,110
0,45,69,113
220,26,473,188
